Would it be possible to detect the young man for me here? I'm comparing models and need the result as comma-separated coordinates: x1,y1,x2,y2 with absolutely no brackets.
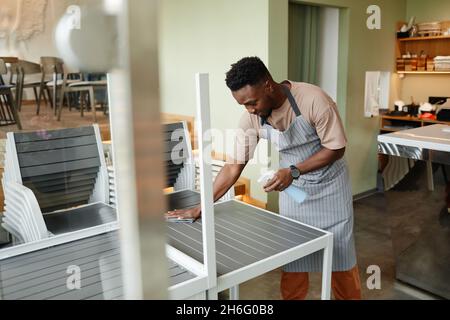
167,57,361,300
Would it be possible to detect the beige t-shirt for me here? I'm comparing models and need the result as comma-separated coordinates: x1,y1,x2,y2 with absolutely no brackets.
231,81,347,163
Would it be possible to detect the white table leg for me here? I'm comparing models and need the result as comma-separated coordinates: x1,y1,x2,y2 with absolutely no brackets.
321,234,333,300
206,287,218,300
229,285,240,300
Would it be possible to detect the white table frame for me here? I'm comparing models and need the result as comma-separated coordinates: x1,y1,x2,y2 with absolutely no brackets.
214,201,333,300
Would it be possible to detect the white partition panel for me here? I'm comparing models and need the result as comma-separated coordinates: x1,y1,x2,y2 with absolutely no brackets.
195,73,218,299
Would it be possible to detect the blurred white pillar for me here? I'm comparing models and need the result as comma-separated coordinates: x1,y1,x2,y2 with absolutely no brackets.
108,0,168,299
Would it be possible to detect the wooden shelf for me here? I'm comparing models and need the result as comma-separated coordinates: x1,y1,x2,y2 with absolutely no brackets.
397,71,450,74
380,128,402,133
381,115,419,121
380,115,450,133
396,21,450,74
398,35,450,42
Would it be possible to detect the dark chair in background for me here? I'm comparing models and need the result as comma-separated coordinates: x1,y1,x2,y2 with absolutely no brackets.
10,60,51,112
0,59,22,130
36,56,80,116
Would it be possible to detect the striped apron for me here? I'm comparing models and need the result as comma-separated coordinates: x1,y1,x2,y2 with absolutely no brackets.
260,86,356,272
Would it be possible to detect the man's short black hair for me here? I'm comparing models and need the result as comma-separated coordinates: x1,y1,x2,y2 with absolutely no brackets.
225,56,271,91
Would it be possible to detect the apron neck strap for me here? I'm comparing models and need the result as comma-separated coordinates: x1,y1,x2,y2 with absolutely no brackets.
260,116,268,126
281,84,301,117
260,83,302,126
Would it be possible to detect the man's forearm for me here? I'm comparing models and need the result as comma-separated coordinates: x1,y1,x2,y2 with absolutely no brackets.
296,147,345,174
212,163,245,202
167,163,245,220
213,164,245,202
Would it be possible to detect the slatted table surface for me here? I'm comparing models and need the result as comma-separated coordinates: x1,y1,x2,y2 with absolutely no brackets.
0,231,195,300
166,190,326,275
0,190,327,300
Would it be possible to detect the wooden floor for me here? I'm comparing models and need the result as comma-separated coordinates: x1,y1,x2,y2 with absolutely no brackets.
0,102,111,139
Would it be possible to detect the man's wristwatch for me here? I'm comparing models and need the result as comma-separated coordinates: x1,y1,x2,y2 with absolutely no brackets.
289,165,301,180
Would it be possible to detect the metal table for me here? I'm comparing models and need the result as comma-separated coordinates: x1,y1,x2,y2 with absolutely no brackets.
0,231,201,300
166,190,333,299
0,189,333,300
378,124,450,299
378,124,450,165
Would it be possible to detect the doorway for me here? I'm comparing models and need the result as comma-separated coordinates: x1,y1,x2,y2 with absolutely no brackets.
288,2,339,102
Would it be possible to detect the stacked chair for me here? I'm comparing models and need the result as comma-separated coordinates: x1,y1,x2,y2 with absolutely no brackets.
107,121,233,209
92,122,196,210
106,122,196,208
163,121,233,210
194,158,235,201
163,122,195,191
1,125,117,244
162,121,235,199
107,166,116,207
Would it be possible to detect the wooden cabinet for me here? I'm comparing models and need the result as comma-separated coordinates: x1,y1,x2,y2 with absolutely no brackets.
380,115,450,133
396,20,450,75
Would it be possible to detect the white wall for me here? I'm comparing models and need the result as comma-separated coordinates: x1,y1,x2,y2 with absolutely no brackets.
317,6,339,102
0,0,95,63
0,0,99,100
158,0,271,203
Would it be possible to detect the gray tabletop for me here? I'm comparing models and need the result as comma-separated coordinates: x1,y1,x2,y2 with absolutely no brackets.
0,190,326,300
166,190,326,275
0,231,195,300
378,124,450,165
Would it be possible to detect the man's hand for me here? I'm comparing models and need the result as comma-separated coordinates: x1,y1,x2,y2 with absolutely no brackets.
264,168,293,192
165,206,202,221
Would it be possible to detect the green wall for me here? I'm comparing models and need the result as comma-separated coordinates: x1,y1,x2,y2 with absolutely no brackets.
406,0,450,22
159,0,408,205
158,0,270,202
271,0,407,201
267,0,289,212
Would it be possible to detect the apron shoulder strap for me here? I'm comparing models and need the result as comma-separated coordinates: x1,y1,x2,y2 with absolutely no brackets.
281,84,301,117
260,83,302,125
260,116,268,126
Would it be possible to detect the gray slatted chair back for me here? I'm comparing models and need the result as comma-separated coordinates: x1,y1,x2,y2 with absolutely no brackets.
163,122,190,188
13,126,101,213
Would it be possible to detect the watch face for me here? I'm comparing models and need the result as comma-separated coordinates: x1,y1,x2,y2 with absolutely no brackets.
290,166,300,179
